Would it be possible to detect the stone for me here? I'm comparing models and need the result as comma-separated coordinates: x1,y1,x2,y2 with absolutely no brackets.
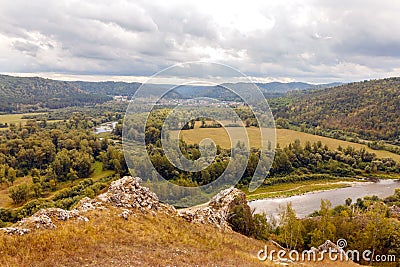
75,197,104,212
179,187,248,231
17,214,56,230
97,176,161,212
317,240,340,252
0,227,30,235
119,209,131,220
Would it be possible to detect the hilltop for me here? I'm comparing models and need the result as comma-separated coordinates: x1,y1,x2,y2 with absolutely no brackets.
273,77,400,143
0,75,111,113
0,176,361,267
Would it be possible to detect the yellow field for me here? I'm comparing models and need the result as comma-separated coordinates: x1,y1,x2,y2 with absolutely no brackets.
0,113,48,130
178,125,400,162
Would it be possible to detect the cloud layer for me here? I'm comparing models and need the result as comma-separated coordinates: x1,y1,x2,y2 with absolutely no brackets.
1,0,400,82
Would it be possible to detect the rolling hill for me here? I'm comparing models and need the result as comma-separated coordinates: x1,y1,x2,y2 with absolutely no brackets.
0,75,111,113
273,77,400,143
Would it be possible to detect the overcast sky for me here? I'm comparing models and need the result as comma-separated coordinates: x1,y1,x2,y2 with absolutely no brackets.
1,0,400,83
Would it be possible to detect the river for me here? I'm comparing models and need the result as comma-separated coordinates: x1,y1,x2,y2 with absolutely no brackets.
249,179,400,218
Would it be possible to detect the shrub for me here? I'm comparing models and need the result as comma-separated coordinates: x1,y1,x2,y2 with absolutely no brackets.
9,184,30,204
227,200,254,237
253,213,272,240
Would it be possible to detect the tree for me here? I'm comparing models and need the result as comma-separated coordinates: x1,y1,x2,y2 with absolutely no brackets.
7,167,16,184
52,149,72,181
253,213,272,240
364,202,393,260
9,184,29,204
228,199,255,237
278,202,304,250
310,199,336,247
71,150,92,178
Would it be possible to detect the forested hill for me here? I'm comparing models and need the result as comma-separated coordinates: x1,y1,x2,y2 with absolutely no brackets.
72,81,141,96
273,77,400,143
0,75,111,113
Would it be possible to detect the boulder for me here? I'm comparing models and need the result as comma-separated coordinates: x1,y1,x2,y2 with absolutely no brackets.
179,187,248,230
98,176,161,212
317,240,340,252
16,214,56,230
0,227,30,235
75,197,105,212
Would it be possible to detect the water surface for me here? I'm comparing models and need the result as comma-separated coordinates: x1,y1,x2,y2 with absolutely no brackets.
249,179,400,218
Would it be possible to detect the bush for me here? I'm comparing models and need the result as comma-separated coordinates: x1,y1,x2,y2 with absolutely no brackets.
15,199,54,220
253,213,272,240
9,184,30,204
227,200,254,237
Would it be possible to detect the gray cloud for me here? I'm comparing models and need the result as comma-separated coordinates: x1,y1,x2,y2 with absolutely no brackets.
0,0,400,82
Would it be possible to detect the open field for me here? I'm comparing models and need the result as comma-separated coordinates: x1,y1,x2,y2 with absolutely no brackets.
178,125,400,162
0,113,48,130
0,113,46,124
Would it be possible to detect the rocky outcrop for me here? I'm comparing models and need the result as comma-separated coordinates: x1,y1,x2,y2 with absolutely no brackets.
16,213,56,230
1,177,247,235
179,187,248,231
75,197,105,212
0,227,30,235
0,176,176,235
209,187,247,216
318,240,339,252
98,176,160,212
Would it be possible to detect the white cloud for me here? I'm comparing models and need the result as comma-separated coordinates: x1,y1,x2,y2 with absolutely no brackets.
0,0,400,83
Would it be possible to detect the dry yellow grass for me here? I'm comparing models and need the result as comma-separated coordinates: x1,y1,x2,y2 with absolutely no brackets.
0,207,269,266
178,126,400,162
0,206,362,267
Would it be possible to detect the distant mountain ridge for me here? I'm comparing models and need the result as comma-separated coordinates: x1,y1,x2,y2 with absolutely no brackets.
0,74,343,112
0,75,112,113
255,81,342,92
171,82,342,100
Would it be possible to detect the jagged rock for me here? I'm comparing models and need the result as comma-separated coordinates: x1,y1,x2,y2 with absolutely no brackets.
17,214,56,230
119,209,132,220
2,206,92,235
0,227,30,235
75,197,104,212
317,240,340,252
34,208,79,221
179,187,248,230
77,216,89,222
98,176,161,212
209,187,247,217
1,177,248,235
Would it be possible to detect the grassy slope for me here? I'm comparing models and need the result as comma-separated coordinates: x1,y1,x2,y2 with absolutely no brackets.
179,126,400,162
0,206,361,267
0,162,114,209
